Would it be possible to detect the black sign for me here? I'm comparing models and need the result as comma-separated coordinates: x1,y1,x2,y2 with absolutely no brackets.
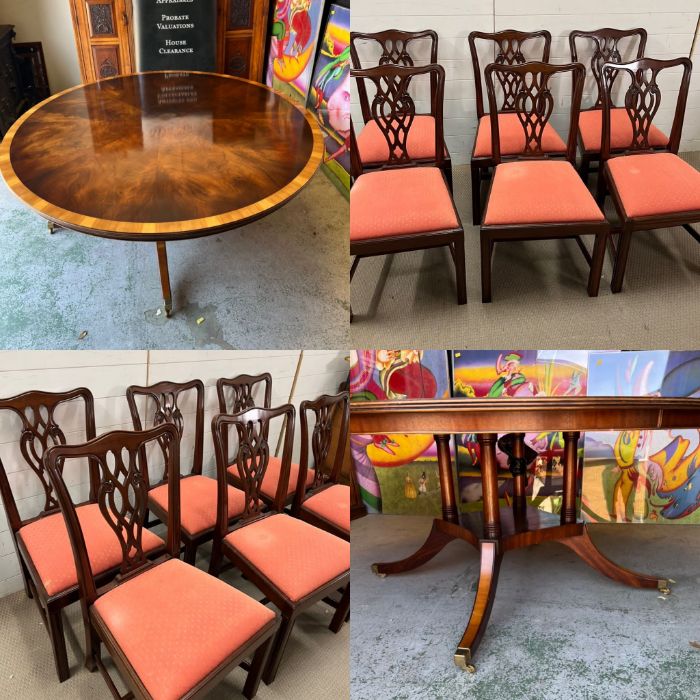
135,0,216,72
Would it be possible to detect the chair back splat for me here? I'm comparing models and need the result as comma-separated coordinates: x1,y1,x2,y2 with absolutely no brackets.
44,424,180,608
600,56,693,161
484,61,585,165
126,378,204,486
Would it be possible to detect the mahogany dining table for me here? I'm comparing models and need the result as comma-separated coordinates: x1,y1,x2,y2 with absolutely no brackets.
0,71,323,316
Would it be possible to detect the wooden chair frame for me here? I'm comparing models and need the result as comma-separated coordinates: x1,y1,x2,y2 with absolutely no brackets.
210,406,350,685
480,61,610,302
350,63,466,318
44,424,278,700
569,28,648,182
350,29,453,189
292,392,350,540
350,396,700,672
468,29,552,224
596,56,698,292
0,388,99,681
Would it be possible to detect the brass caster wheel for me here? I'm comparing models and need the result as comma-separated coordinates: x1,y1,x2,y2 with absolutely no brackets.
371,564,386,578
454,649,475,673
48,221,57,234
658,579,671,595
165,308,172,318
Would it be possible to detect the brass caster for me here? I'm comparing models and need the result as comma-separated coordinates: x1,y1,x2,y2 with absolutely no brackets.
48,221,57,234
658,579,671,596
454,648,475,673
165,308,172,318
371,564,386,578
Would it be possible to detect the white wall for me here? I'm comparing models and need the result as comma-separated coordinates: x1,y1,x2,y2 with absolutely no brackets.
0,0,82,92
0,350,349,598
351,0,700,164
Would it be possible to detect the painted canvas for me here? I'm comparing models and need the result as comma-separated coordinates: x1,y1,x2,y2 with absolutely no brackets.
307,4,350,191
349,350,451,515
266,0,325,104
582,350,700,524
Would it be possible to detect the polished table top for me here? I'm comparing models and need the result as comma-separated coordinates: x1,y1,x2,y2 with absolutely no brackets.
0,71,323,240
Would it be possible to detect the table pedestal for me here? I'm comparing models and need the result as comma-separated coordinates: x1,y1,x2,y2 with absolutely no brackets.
371,432,670,672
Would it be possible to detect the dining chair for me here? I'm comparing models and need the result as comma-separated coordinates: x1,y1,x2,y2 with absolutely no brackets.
209,405,350,684
468,29,559,224
350,63,466,317
350,29,453,189
480,61,610,302
597,56,699,293
0,388,161,682
292,393,350,541
569,28,668,182
44,423,279,700
127,378,247,564
216,372,313,508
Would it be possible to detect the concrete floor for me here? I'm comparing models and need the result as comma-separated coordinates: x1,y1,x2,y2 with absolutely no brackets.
0,540,349,699
351,514,700,700
0,172,349,349
350,154,700,349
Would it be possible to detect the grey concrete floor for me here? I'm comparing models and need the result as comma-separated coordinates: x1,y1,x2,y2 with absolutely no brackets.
351,514,700,700
0,540,349,699
0,172,349,349
350,154,700,349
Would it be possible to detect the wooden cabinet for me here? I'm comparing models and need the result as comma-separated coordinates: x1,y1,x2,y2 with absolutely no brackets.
70,0,270,84
0,26,22,137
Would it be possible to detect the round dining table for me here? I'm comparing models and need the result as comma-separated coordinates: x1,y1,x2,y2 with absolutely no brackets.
0,71,323,316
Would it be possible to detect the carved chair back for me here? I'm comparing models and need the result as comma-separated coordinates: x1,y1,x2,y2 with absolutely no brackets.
484,61,585,165
212,404,295,539
126,379,204,487
350,29,439,124
293,392,349,513
0,388,97,536
600,56,692,161
569,28,647,109
350,63,445,173
468,30,552,119
44,424,179,608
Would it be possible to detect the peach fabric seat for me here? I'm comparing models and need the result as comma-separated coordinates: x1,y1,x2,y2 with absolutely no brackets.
302,484,350,534
228,455,314,500
473,113,567,158
351,167,458,241
483,160,606,226
605,152,700,219
149,475,246,537
18,503,164,597
578,108,668,153
356,115,445,164
92,558,275,700
225,513,350,602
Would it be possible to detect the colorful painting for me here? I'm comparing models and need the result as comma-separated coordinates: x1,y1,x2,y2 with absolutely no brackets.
349,350,451,515
266,0,325,104
582,351,700,524
307,4,350,192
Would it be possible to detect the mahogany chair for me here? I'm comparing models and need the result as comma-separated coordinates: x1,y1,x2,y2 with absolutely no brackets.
480,61,610,302
350,29,453,189
292,393,350,541
210,405,350,684
597,57,699,293
468,30,559,224
569,28,668,183
0,388,160,682
44,424,279,700
350,64,466,317
216,372,313,508
127,379,247,564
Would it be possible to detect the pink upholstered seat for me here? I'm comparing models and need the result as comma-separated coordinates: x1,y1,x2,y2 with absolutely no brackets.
483,160,605,226
149,474,246,537
605,153,700,219
301,484,350,535
92,558,276,700
18,503,164,597
351,167,458,241
473,113,567,158
578,108,668,153
228,456,314,501
356,115,445,164
225,513,350,602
